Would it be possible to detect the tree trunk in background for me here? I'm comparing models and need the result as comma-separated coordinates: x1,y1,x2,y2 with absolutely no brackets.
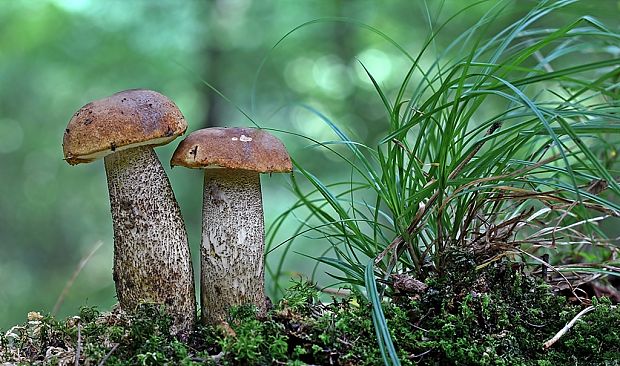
202,46,223,129
334,0,356,64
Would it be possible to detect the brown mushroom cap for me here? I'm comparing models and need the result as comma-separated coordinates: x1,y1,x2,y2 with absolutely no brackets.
171,127,292,173
63,89,187,165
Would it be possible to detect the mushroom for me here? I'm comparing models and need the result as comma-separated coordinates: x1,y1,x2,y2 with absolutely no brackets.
171,127,292,324
62,89,196,336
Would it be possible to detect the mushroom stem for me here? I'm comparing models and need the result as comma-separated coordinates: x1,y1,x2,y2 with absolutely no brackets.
200,168,266,323
104,145,196,335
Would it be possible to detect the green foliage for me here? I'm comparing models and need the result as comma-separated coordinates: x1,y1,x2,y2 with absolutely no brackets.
2,0,619,337
1,1,619,365
278,278,320,314
268,0,620,290
265,5,620,361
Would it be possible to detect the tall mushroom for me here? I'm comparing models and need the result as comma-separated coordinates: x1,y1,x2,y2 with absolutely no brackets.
62,89,196,335
171,127,292,324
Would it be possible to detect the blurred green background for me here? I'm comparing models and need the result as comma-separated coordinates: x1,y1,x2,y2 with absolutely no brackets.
1,0,618,328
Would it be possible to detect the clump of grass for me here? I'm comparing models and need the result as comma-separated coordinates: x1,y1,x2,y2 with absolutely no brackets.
261,1,619,363
269,0,620,290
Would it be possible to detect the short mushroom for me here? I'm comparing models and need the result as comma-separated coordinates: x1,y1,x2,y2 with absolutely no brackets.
63,89,196,336
171,127,292,324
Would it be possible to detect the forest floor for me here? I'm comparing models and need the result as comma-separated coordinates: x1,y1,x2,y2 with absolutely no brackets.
2,254,619,365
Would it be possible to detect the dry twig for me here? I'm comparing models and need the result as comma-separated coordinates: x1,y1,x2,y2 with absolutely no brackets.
543,305,595,349
97,344,119,366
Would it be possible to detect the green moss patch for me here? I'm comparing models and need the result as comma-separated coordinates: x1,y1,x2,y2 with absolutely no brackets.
2,262,619,365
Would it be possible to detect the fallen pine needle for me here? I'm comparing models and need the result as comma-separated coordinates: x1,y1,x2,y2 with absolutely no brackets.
543,305,595,349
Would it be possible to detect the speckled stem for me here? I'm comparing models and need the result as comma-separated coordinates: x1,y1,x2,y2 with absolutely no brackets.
200,169,266,324
104,145,196,336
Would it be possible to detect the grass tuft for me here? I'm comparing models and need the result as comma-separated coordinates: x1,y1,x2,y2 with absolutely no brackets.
264,2,620,363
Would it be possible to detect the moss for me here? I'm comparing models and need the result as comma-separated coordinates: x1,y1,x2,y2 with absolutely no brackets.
1,263,619,365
